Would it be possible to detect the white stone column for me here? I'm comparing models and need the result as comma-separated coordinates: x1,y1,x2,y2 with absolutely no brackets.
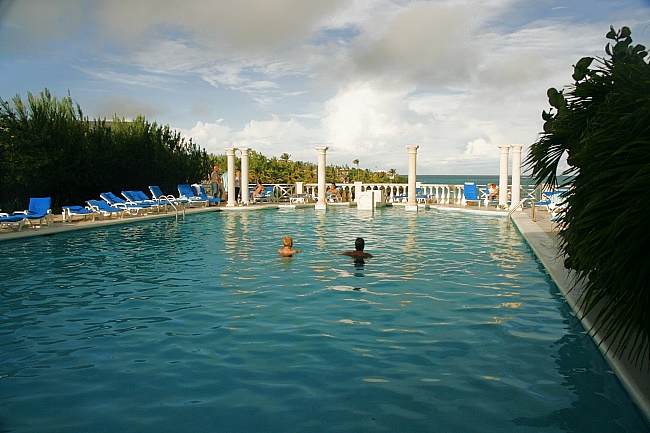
510,144,522,211
498,145,510,209
295,181,304,195
225,147,237,207
315,146,328,210
240,148,250,206
405,145,419,212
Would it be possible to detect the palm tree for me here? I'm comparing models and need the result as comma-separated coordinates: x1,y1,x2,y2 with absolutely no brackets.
280,153,290,163
353,159,359,170
388,168,397,179
525,26,650,367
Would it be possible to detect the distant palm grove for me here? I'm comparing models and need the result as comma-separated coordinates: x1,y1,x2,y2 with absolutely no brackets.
0,89,401,212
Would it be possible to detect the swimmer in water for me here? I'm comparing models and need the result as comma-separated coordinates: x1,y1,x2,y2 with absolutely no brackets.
341,237,373,262
278,235,299,257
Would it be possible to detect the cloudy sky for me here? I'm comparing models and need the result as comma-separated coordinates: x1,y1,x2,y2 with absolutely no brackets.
1,0,648,174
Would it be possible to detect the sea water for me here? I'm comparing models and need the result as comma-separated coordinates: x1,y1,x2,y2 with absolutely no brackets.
0,207,647,433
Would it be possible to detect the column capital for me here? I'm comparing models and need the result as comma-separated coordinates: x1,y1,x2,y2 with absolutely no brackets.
498,144,510,153
406,145,419,153
510,144,523,152
239,147,249,155
315,146,329,153
225,147,237,156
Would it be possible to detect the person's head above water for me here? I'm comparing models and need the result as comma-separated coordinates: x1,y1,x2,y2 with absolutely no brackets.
278,235,300,257
342,237,372,260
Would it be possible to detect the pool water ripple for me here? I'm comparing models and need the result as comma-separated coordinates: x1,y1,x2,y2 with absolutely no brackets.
1,208,648,432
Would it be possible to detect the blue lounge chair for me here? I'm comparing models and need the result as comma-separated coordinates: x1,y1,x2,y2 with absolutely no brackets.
122,190,167,212
536,190,567,212
0,213,26,230
149,186,189,207
87,200,125,219
415,188,429,204
62,205,95,222
482,183,499,206
122,190,157,206
252,186,275,203
289,192,314,204
100,192,151,215
392,187,424,203
327,187,342,202
461,182,481,207
392,189,407,202
177,184,208,207
541,190,568,219
192,184,221,205
12,197,52,226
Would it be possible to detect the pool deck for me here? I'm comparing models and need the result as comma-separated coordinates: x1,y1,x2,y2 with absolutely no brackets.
2,201,649,422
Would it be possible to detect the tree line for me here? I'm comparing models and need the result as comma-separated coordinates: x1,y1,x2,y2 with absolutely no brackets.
0,89,403,212
211,150,402,187
0,89,209,212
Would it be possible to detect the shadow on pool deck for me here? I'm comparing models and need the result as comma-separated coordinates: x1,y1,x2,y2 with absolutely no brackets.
1,201,649,423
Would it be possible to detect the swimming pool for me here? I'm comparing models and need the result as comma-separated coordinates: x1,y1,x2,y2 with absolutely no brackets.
1,207,648,432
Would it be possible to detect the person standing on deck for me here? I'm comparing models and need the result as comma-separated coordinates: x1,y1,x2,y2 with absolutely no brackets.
235,170,241,202
221,170,229,201
210,166,223,199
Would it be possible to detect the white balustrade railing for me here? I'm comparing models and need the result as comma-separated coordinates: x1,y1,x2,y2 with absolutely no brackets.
242,182,537,205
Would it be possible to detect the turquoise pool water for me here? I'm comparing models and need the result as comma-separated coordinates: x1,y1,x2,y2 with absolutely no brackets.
1,207,648,433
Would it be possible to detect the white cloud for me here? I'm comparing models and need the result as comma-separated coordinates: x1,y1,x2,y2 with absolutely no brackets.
322,82,409,153
348,3,483,86
463,138,494,157
179,120,233,154
3,0,650,176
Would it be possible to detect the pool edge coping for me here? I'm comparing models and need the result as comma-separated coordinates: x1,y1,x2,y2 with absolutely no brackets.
511,211,650,424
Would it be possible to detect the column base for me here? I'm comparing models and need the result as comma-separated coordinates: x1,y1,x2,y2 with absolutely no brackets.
404,205,419,212
315,203,327,210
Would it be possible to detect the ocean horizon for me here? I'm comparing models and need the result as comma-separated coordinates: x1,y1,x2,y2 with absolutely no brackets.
417,174,569,186
418,174,526,185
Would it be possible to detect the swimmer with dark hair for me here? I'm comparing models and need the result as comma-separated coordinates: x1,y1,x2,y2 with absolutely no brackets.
342,237,373,259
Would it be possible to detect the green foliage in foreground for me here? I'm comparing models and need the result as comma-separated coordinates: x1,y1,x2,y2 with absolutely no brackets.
526,27,650,367
0,89,210,212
